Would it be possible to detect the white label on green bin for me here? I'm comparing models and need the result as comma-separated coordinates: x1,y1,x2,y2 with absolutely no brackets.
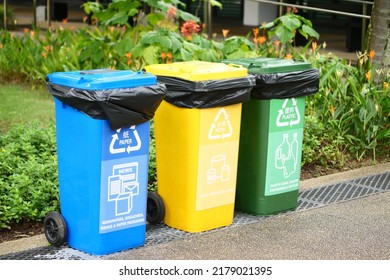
99,122,149,234
265,98,305,196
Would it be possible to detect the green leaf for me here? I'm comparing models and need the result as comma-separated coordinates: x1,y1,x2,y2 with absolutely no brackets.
142,45,160,65
301,24,320,39
261,21,275,29
160,36,173,49
146,13,165,26
170,36,183,53
180,48,193,61
280,15,301,31
177,10,200,22
275,25,294,44
183,41,202,53
209,0,223,9
113,37,135,56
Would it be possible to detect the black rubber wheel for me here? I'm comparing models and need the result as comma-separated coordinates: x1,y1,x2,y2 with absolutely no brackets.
146,191,165,224
43,211,67,247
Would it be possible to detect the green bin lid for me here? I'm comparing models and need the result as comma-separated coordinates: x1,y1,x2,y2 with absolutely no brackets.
221,58,312,74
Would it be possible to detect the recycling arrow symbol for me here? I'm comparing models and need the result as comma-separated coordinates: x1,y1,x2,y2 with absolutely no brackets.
208,108,233,140
276,98,301,127
109,125,141,154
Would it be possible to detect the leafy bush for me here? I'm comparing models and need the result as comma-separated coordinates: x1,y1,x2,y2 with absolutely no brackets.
0,9,388,165
305,46,390,163
0,122,59,229
302,115,348,168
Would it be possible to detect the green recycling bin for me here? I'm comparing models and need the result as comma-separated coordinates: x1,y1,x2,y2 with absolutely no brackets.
222,58,320,215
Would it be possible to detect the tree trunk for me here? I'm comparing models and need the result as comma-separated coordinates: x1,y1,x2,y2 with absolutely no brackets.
368,0,390,80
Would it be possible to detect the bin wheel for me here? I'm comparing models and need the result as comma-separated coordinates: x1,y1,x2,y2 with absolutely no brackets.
43,211,67,247
147,191,165,225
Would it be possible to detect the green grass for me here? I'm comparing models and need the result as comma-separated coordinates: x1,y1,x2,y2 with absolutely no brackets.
0,84,55,132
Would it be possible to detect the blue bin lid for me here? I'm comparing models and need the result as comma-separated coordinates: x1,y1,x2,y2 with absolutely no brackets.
47,69,157,90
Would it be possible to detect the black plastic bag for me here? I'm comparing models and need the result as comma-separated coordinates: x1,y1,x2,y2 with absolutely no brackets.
47,82,167,130
155,76,256,108
250,68,320,100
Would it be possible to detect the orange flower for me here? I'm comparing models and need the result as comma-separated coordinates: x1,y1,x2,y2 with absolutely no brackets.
274,40,281,48
0,44,3,49
329,106,336,116
365,70,371,81
30,31,35,37
312,42,318,52
166,53,172,60
252,28,259,38
384,82,389,91
161,52,167,60
257,36,266,45
23,28,29,33
285,54,293,60
125,52,132,59
44,45,53,52
62,18,68,24
42,52,47,59
222,29,230,39
368,50,376,60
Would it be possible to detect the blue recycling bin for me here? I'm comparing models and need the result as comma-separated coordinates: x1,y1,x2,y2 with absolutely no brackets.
46,70,166,255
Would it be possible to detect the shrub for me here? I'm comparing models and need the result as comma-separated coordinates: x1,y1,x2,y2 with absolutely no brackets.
0,122,59,229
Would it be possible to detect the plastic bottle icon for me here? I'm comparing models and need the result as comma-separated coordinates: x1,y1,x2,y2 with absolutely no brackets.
275,134,291,170
275,133,298,179
221,164,230,182
291,132,299,167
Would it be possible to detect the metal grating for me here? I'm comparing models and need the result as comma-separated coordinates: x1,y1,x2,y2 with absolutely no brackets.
1,171,388,260
296,171,389,211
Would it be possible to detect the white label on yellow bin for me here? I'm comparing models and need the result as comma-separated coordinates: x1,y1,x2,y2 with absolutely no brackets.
196,105,240,211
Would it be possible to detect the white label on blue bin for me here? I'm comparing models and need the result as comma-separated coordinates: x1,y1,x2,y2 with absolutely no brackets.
99,122,149,234
108,126,142,155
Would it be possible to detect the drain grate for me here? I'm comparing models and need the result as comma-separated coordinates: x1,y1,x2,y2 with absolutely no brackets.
1,171,388,260
297,171,389,211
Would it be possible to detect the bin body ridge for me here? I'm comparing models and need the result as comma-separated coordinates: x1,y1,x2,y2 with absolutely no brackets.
55,100,150,254
155,101,242,232
146,61,254,232
235,97,305,214
47,69,166,255
221,57,319,215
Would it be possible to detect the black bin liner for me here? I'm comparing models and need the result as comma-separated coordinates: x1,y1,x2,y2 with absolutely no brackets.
47,82,167,130
250,68,320,100
155,76,256,108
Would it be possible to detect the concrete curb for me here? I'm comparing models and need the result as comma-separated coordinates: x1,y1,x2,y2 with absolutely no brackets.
0,162,389,256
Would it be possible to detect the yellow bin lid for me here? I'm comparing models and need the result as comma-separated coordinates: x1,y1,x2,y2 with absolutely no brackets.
144,61,248,81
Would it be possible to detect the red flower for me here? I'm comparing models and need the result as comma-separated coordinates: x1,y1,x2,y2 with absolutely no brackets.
181,20,201,37
168,6,176,19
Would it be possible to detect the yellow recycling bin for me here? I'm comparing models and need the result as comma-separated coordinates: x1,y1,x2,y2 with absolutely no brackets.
145,61,255,232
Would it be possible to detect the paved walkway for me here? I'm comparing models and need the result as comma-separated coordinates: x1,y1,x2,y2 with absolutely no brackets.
0,162,389,260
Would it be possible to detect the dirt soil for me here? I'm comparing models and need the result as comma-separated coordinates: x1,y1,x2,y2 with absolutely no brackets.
0,157,388,244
